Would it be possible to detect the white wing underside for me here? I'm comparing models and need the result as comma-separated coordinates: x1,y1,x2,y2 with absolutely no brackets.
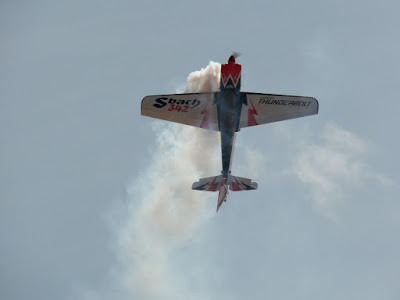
239,92,319,129
141,93,219,131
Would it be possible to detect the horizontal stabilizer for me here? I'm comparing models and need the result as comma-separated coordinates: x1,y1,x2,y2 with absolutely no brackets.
192,175,224,192
193,175,257,212
228,175,258,191
192,175,258,192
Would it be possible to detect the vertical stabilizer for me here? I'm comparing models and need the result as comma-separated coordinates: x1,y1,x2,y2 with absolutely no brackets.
217,178,228,212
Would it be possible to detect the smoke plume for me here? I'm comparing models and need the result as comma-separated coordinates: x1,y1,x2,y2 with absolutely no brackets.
119,62,221,299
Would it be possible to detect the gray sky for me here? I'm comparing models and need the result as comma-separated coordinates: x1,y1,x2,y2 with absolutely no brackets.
1,1,400,299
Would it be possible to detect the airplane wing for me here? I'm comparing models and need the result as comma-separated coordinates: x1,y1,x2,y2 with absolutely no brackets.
239,92,318,129
141,93,219,131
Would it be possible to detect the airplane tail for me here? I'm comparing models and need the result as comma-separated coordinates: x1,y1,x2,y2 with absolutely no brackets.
192,174,258,192
192,175,258,212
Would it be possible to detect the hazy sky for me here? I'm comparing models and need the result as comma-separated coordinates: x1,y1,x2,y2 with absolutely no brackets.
1,1,400,299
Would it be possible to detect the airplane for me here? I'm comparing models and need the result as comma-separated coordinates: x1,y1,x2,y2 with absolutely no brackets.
141,54,318,212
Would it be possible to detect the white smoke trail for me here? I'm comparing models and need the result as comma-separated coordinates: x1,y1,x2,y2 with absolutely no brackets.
287,122,396,221
119,62,221,299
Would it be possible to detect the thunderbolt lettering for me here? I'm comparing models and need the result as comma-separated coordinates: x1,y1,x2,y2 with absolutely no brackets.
258,98,311,107
153,97,201,109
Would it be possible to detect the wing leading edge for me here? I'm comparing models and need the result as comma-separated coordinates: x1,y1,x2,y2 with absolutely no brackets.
239,92,319,129
141,93,219,131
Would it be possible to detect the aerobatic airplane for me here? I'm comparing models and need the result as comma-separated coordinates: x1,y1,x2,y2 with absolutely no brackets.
141,55,318,212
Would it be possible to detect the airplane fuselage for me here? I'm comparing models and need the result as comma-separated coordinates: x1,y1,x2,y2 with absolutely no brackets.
215,56,242,178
